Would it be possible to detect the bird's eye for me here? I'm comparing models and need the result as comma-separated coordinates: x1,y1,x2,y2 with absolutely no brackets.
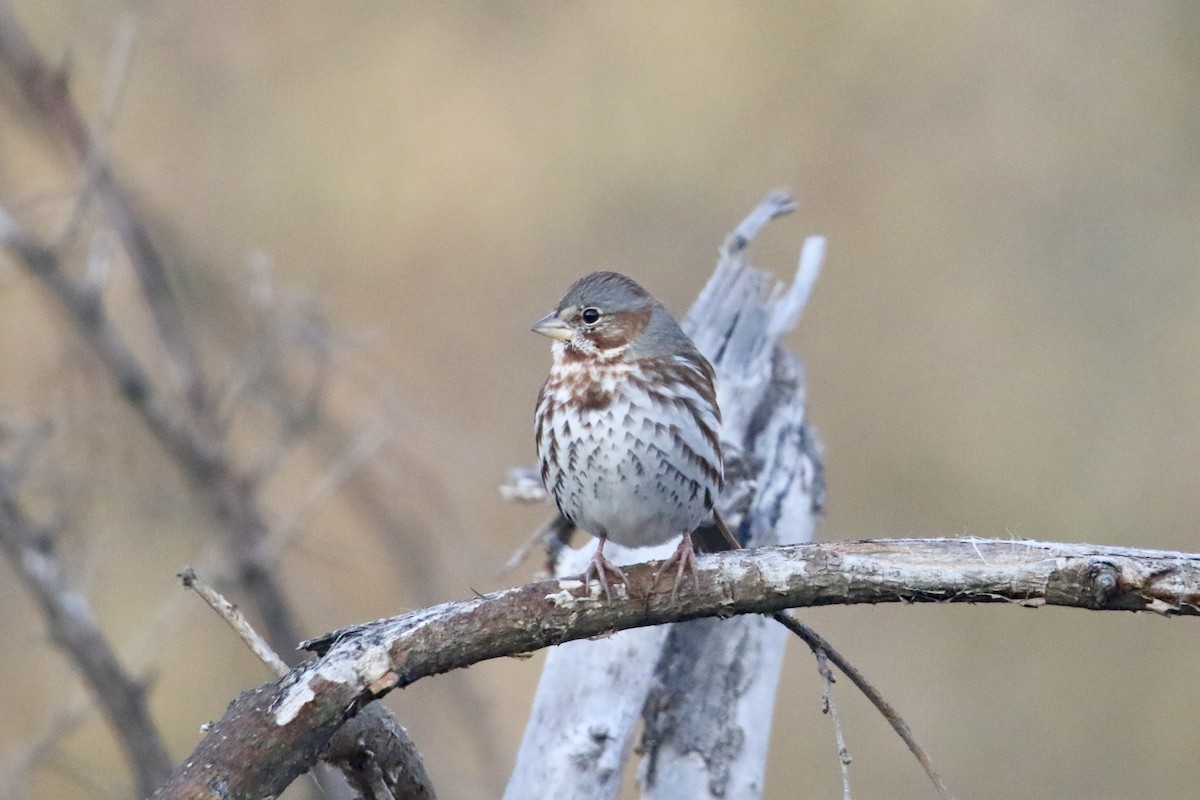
581,307,601,325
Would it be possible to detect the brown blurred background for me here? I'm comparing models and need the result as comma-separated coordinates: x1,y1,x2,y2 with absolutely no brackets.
1,2,1198,798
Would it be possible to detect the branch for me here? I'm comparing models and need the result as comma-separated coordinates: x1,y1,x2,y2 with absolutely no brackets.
152,536,1200,799
640,196,826,799
812,643,852,800
0,1,206,407
0,7,304,657
772,612,950,798
179,567,436,800
0,475,171,797
0,204,303,656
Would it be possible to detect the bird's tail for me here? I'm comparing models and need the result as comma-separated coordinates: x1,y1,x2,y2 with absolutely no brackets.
692,508,741,552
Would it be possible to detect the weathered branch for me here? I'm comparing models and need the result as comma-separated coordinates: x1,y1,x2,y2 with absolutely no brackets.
639,194,826,799
180,568,436,800
152,536,1200,799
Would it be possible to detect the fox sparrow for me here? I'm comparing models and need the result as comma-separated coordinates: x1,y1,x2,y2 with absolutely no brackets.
533,271,738,600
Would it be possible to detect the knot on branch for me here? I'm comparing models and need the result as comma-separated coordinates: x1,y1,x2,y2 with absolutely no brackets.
1085,562,1121,607
1045,559,1122,610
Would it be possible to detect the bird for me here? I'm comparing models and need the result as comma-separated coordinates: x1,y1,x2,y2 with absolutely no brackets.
532,270,738,600
529,274,920,788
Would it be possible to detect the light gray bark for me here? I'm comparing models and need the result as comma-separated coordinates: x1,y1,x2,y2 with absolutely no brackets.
503,541,676,800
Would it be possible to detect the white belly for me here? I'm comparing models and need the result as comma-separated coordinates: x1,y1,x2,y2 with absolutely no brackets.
538,365,719,548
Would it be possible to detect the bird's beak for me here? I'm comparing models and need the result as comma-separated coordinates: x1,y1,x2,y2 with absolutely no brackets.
532,311,573,341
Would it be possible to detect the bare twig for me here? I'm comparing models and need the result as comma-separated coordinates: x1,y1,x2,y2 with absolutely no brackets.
0,13,446,797
813,646,853,800
0,206,211,473
774,612,953,799
263,414,391,560
238,301,334,485
497,513,575,577
0,4,307,661
0,1,206,408
0,202,304,656
0,476,171,797
57,14,137,249
305,405,447,604
180,567,290,678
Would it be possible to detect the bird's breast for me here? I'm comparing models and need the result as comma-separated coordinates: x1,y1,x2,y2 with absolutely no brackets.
536,360,721,547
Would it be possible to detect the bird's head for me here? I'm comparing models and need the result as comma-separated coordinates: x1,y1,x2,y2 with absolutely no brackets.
533,271,676,360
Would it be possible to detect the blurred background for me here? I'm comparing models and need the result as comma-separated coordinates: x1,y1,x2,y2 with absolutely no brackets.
1,2,1198,798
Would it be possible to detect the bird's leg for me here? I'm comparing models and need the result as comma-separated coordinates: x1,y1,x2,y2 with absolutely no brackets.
653,530,700,601
582,532,627,602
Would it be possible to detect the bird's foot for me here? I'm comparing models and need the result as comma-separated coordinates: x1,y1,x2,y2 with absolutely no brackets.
581,548,628,602
653,533,700,601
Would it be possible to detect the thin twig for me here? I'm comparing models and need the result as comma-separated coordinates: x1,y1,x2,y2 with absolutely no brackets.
0,4,306,658
179,567,289,677
497,513,575,577
57,14,137,250
814,645,852,800
0,0,206,407
263,414,391,560
0,475,171,797
773,612,954,800
180,568,437,800
0,199,303,657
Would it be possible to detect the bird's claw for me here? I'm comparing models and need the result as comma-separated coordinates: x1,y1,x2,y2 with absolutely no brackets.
653,535,700,601
582,549,628,602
